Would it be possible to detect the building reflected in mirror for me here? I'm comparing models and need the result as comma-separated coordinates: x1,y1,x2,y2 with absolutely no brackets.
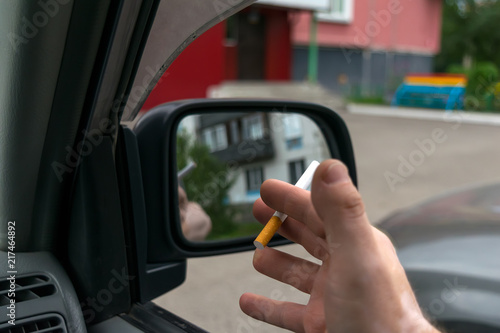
177,112,329,241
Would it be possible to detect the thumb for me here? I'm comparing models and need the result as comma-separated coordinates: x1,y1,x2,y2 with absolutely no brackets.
311,160,371,246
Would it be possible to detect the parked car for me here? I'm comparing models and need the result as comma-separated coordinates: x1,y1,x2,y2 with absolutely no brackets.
379,182,500,332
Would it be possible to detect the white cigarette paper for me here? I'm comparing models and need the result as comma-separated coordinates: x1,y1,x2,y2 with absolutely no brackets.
254,160,320,249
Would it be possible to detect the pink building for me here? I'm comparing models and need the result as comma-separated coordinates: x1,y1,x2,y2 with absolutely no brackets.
142,0,443,108
289,0,443,96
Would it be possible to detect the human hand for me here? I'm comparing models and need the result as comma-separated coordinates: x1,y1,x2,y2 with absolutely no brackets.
239,160,440,333
183,201,212,241
178,186,212,241
178,186,188,230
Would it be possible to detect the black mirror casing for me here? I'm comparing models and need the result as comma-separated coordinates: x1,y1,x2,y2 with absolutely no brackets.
133,99,356,262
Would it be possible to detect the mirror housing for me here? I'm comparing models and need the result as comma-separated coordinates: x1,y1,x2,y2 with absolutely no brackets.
133,99,356,263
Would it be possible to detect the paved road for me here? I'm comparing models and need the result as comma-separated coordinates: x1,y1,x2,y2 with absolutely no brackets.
153,83,500,332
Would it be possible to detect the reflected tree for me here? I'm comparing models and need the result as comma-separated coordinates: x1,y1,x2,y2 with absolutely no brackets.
176,129,239,239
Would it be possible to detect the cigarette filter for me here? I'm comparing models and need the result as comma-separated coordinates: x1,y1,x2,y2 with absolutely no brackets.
254,160,320,249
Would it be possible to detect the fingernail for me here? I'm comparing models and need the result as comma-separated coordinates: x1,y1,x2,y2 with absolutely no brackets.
322,162,350,185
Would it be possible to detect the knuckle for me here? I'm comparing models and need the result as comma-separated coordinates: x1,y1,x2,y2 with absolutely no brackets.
304,313,325,333
307,210,325,238
282,190,297,215
251,200,261,219
252,252,264,272
339,187,365,219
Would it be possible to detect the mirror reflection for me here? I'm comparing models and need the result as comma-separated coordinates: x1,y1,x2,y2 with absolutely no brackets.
176,111,330,242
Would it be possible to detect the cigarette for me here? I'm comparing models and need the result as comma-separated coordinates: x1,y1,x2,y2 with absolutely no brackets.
177,161,197,180
254,160,320,249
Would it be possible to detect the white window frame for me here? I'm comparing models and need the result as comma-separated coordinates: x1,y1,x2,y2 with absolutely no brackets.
289,159,306,185
230,120,239,144
246,167,264,192
214,125,228,150
202,128,214,151
282,114,302,140
257,0,330,11
242,114,264,141
317,0,354,24
201,124,228,152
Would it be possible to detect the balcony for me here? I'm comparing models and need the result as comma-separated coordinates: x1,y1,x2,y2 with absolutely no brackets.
211,137,274,164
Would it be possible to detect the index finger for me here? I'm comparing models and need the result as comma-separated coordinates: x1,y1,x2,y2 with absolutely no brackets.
260,179,325,238
240,293,307,333
253,198,328,260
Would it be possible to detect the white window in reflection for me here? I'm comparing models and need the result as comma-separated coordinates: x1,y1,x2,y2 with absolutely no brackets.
289,159,306,184
283,114,303,150
246,167,264,193
230,120,240,144
242,114,264,140
202,124,228,152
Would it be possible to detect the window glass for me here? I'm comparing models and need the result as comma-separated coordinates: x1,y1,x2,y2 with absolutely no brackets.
289,159,306,184
152,2,500,332
201,128,215,151
283,114,303,139
286,137,303,150
225,15,239,46
246,167,264,192
201,125,228,152
242,114,264,140
317,0,354,23
230,120,240,144
215,124,229,150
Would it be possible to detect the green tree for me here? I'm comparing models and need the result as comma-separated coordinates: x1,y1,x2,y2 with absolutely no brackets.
434,1,467,72
448,61,498,108
436,1,500,111
435,0,500,72
176,129,238,238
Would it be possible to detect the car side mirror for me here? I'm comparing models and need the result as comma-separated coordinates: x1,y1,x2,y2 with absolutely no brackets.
133,99,356,262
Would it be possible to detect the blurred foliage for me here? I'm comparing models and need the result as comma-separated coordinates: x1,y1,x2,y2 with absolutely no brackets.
445,62,499,111
435,0,500,111
206,220,262,241
349,85,389,105
466,62,498,97
348,95,386,105
436,1,500,111
176,128,240,239
435,0,500,73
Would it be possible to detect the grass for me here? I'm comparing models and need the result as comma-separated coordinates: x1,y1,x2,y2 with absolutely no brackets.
348,95,387,105
206,221,263,241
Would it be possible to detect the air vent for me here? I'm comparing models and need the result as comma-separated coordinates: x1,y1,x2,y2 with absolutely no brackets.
0,313,67,333
0,274,56,306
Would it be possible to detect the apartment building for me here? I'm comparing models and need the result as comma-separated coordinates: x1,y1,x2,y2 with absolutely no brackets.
183,112,329,204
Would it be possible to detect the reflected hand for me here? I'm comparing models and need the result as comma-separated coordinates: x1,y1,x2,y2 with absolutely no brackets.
178,186,212,241
239,160,440,333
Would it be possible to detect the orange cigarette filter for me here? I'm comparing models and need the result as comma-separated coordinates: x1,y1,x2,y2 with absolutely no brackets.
253,160,320,249
254,216,283,249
